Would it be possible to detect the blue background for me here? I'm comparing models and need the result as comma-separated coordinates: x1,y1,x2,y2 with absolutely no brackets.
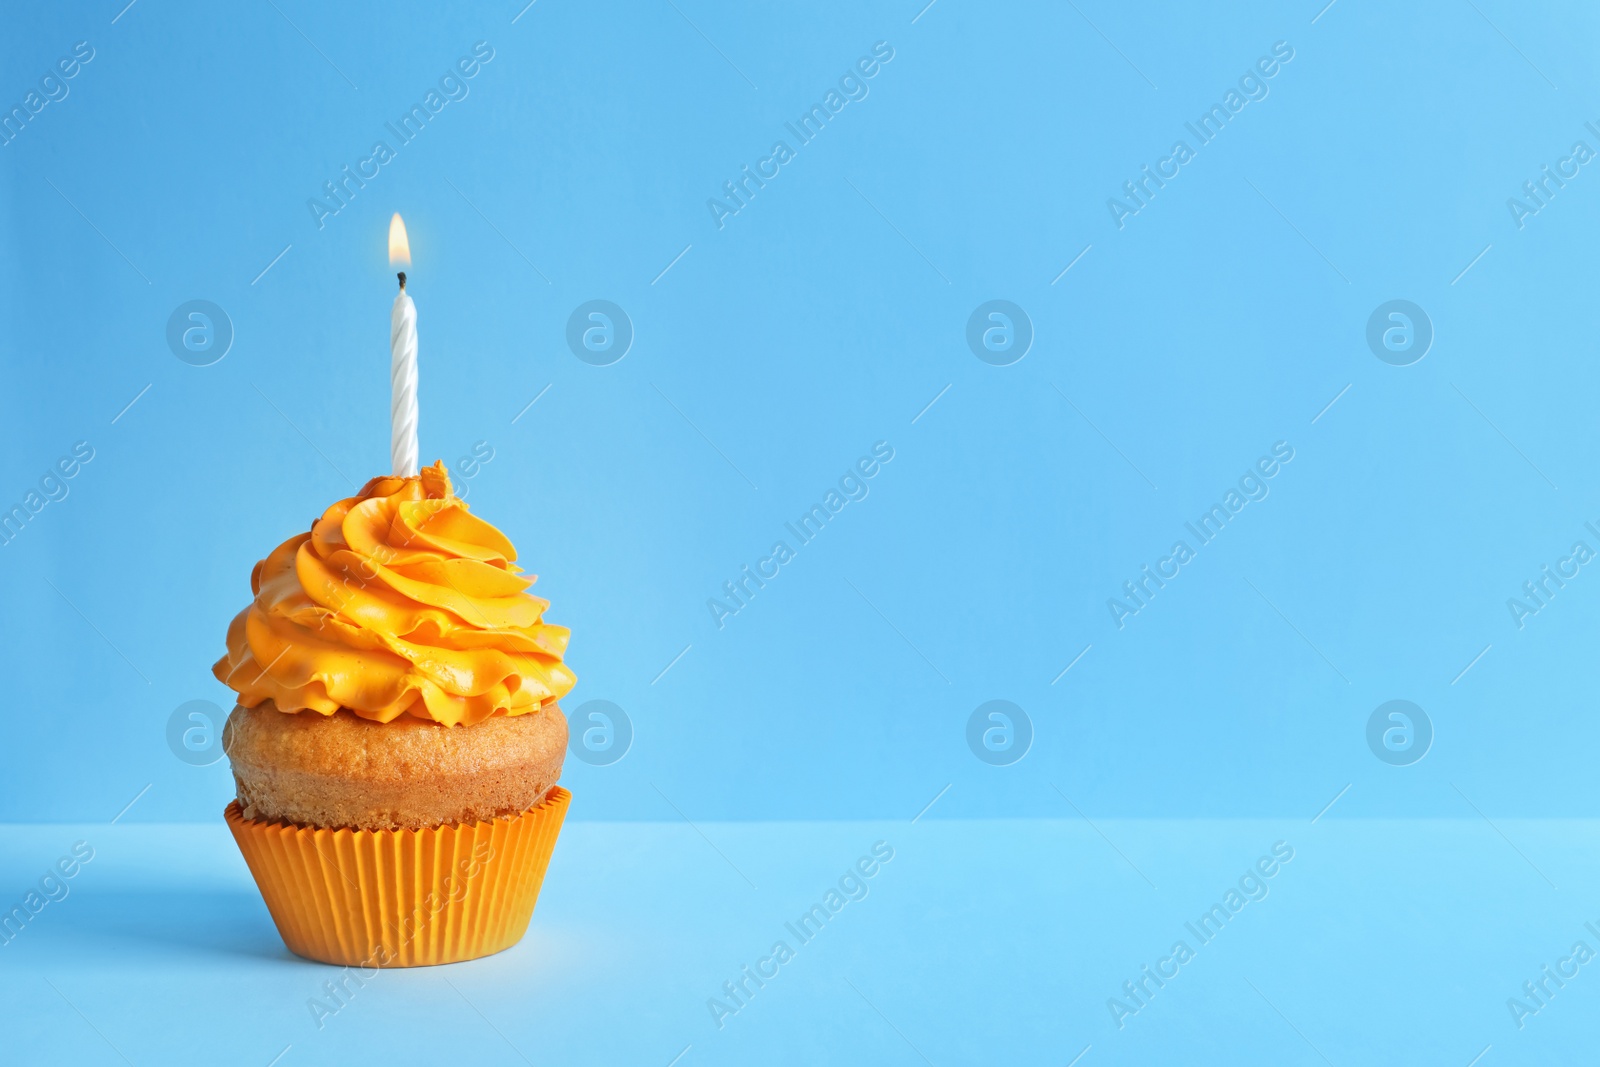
3,1,1600,1063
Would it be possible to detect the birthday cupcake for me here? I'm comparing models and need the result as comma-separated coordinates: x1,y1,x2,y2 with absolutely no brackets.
214,461,575,966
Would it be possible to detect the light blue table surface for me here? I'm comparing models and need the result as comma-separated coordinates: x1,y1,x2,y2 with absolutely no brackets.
3,810,1596,1065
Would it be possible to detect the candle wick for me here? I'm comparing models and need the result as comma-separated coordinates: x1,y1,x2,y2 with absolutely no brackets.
397,271,407,290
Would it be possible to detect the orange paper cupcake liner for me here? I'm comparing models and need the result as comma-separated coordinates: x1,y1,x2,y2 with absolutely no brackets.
225,787,570,967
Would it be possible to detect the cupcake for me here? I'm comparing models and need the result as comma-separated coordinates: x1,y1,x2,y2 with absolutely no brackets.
213,461,575,966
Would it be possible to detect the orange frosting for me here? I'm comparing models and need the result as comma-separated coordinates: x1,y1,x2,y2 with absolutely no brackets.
213,461,574,726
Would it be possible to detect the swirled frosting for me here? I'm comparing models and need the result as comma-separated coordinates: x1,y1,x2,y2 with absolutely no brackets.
213,461,574,726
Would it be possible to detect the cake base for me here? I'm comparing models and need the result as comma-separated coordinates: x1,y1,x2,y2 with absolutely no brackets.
224,702,568,832
226,787,569,967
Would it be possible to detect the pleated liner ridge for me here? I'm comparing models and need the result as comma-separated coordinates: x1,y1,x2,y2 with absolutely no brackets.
226,787,570,967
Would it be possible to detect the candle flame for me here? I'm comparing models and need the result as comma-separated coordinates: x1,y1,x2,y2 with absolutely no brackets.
388,213,411,266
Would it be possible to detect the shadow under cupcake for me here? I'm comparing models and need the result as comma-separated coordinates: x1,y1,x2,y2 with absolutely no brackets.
213,462,575,967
